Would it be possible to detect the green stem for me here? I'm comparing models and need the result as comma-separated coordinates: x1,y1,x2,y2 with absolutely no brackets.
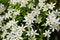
28,27,32,40
55,36,58,40
47,36,49,40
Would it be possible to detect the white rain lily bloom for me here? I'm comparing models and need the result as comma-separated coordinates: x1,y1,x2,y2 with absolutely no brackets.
32,6,40,16
39,0,46,2
26,28,39,37
23,16,34,24
43,30,51,37
8,9,20,15
6,33,23,40
54,9,60,16
38,2,45,9
46,11,58,25
20,0,30,7
6,33,14,40
3,13,12,19
7,8,20,18
35,17,42,24
0,4,5,14
2,39,6,40
23,13,36,24
10,0,20,4
46,17,56,25
13,10,20,15
14,35,23,40
49,18,60,32
28,3,35,9
7,9,15,14
6,19,18,29
11,24,25,37
11,28,23,37
20,2,26,7
49,25,58,32
1,31,7,38
48,11,57,18
46,15,59,26
17,25,26,32
1,25,8,32
27,12,36,17
0,16,3,21
1,26,8,38
48,3,56,10
20,0,29,4
43,4,49,11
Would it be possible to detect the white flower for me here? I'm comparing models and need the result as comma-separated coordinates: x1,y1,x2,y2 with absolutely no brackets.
35,17,42,24
49,18,60,32
6,33,23,40
26,28,39,37
48,3,56,10
7,8,20,18
15,35,23,40
6,34,15,40
28,3,35,9
6,19,18,29
39,0,46,2
20,0,30,7
32,6,40,16
20,2,26,7
3,13,12,19
11,24,26,38
46,17,56,25
43,4,49,11
7,8,15,14
1,28,8,38
20,0,29,4
47,11,57,18
8,9,20,15
46,11,59,25
55,9,60,16
23,12,36,24
28,12,36,17
0,4,5,14
10,0,20,4
49,25,58,32
46,11,60,32
17,25,26,32
2,38,6,40
43,30,51,37
13,10,20,15
38,2,45,9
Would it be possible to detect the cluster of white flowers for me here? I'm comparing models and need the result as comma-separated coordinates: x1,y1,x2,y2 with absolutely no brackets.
46,10,60,32
0,0,60,40
3,8,20,19
43,10,60,38
0,4,5,14
10,0,31,7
